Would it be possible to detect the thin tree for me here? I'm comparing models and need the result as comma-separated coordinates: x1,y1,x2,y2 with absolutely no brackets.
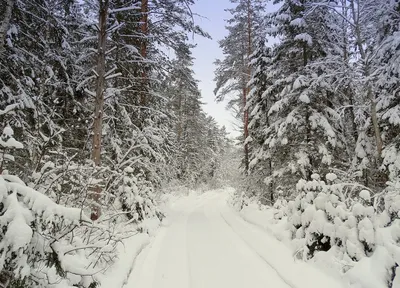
140,0,149,107
0,0,14,54
91,0,109,220
214,0,264,172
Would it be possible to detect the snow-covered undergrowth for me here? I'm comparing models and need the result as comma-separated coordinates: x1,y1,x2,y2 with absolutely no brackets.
0,126,165,288
237,174,400,288
0,169,164,288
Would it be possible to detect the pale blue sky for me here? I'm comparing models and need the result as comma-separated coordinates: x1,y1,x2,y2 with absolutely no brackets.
191,0,240,138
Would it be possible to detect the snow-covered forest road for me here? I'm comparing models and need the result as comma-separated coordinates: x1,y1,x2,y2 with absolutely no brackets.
126,189,345,288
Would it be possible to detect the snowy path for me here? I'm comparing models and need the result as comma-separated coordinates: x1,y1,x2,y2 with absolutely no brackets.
127,189,346,288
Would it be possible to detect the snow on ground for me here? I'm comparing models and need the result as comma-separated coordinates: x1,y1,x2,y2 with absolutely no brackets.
98,232,150,288
240,200,400,288
121,187,348,288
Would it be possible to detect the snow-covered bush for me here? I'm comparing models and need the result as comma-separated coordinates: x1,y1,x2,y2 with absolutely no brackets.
115,167,164,227
273,189,287,220
27,151,164,230
0,174,101,288
288,174,335,258
270,172,400,287
347,190,376,259
287,173,374,259
0,126,153,288
0,126,102,287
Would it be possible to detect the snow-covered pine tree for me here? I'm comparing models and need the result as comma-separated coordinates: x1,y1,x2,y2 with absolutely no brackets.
214,0,266,172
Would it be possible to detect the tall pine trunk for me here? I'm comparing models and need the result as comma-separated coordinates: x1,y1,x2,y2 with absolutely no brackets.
0,0,14,54
243,0,252,172
91,0,108,221
140,0,149,107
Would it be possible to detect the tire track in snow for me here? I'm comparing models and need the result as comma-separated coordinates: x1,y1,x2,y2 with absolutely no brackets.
219,211,298,288
184,209,194,288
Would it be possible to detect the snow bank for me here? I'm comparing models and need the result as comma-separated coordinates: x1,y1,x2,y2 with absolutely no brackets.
240,203,291,243
223,207,347,288
237,174,400,288
98,233,150,288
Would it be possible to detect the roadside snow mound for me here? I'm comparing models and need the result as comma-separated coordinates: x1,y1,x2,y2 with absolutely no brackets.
239,174,400,288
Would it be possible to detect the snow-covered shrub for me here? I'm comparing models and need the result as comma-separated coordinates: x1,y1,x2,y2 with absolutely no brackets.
375,180,400,287
287,173,352,259
288,174,322,239
115,167,164,227
273,189,288,220
0,125,23,174
0,127,100,287
0,127,139,288
27,151,164,229
0,174,104,288
348,190,376,258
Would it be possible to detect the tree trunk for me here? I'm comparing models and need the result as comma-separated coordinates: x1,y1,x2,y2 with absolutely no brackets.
177,82,183,142
243,85,249,171
91,0,108,221
347,88,358,143
0,0,14,54
243,0,252,173
349,0,382,158
140,0,148,107
303,44,313,180
341,0,358,145
268,158,274,203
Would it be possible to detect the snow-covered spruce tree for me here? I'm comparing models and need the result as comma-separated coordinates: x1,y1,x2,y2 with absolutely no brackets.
214,0,266,172
311,0,394,189
373,0,400,186
246,38,276,203
0,0,92,180
167,46,203,184
259,0,346,194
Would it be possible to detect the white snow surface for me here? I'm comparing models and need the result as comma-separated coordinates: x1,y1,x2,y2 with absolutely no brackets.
119,188,346,288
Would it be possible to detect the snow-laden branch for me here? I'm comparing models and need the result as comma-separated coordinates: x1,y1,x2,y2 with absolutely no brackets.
105,72,122,80
109,3,141,13
2,176,91,223
0,103,19,116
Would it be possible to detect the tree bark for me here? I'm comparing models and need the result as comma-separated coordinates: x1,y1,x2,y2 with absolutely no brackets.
0,0,14,54
140,0,149,107
177,82,183,142
91,0,108,221
243,0,252,172
243,85,249,171
341,0,358,145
